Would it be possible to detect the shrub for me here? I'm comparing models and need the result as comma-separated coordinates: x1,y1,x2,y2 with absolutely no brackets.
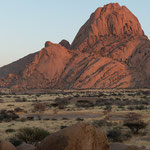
5,128,16,133
34,103,46,112
127,106,135,111
76,118,84,121
125,112,141,121
9,137,23,146
93,119,107,127
76,100,94,108
135,105,147,110
60,125,68,129
14,127,50,144
55,98,69,109
0,99,4,103
104,105,112,111
107,127,123,142
95,100,105,106
124,112,147,134
0,109,19,121
15,97,27,102
14,107,24,112
124,120,147,134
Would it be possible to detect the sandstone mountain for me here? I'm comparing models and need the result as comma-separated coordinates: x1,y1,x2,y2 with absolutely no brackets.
0,3,150,89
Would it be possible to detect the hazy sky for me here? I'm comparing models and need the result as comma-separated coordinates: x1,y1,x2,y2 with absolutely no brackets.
0,0,150,67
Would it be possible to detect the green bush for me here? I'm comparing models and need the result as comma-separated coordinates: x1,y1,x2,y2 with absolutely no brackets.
14,127,50,144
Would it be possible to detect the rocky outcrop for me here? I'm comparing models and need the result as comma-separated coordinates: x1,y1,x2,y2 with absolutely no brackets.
36,123,109,150
59,40,70,49
0,3,150,89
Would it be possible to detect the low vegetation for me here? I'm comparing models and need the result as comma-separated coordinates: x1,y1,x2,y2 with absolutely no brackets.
13,127,50,145
0,89,150,148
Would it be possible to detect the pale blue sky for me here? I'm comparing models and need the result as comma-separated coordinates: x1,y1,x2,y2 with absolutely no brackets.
0,0,150,67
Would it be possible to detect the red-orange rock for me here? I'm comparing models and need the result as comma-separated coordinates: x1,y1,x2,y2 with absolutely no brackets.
59,40,70,49
71,3,145,51
0,3,150,89
20,42,72,89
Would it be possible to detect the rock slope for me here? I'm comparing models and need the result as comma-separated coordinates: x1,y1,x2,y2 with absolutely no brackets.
0,3,150,89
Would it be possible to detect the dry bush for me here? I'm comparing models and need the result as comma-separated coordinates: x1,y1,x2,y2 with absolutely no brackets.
124,112,147,134
33,103,46,112
124,120,147,135
76,100,94,108
125,112,141,121
54,98,69,109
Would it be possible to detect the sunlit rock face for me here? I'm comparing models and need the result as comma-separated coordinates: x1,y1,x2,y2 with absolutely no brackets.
0,3,150,89
71,3,145,51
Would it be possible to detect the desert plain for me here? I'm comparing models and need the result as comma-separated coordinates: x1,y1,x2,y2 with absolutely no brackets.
0,88,150,149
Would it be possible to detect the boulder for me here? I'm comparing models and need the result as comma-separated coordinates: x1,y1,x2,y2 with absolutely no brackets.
36,123,109,150
0,141,16,150
16,143,35,150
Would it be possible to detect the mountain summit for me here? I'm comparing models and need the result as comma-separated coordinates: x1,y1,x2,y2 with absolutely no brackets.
71,3,145,51
0,3,150,89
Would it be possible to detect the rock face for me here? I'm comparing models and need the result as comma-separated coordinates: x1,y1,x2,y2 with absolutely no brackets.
36,123,109,150
0,141,16,150
59,40,71,49
0,53,36,79
71,3,144,51
21,43,72,89
0,3,150,89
